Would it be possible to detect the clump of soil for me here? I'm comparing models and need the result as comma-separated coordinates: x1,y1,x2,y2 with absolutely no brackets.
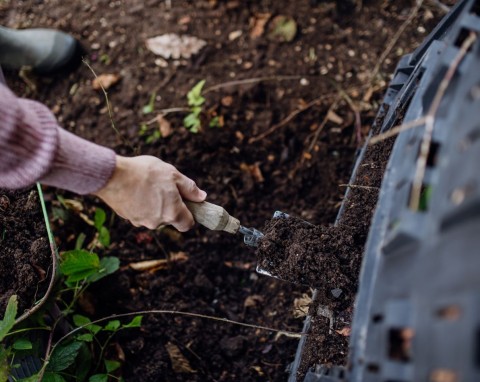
257,217,355,303
0,188,52,314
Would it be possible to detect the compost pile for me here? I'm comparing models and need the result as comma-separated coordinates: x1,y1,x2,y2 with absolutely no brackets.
1,0,443,380
0,188,52,314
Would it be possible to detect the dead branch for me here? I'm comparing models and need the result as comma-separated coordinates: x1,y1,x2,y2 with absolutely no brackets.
338,88,362,144
339,184,380,191
249,96,326,144
369,117,427,145
364,0,424,102
410,31,477,209
426,0,450,13
203,75,302,94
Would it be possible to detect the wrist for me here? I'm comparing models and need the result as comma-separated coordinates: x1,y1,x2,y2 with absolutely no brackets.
94,155,129,198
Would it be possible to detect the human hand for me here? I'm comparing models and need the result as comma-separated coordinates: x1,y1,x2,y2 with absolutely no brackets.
94,155,207,231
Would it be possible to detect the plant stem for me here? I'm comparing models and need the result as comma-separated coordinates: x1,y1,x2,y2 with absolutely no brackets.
203,75,302,94
82,59,136,153
43,309,303,371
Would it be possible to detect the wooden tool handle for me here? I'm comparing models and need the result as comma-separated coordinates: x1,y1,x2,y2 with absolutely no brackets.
185,201,240,234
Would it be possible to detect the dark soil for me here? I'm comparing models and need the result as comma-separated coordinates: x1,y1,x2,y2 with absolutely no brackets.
0,188,52,314
295,128,398,378
257,218,355,303
0,0,444,380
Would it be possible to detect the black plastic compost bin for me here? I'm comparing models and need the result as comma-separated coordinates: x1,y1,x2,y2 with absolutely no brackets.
289,1,480,380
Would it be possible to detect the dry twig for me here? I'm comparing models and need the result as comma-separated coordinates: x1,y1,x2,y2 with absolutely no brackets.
410,31,477,209
249,96,325,144
203,75,302,94
364,0,424,102
339,184,379,191
369,117,427,145
83,59,136,153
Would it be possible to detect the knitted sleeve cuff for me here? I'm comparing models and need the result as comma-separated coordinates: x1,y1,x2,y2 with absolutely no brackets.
40,127,117,195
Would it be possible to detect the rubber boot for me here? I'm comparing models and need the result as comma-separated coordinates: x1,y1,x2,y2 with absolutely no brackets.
0,26,83,75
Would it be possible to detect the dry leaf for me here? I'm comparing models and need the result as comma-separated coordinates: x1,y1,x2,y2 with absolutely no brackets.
223,261,253,270
61,199,94,225
92,74,120,90
129,259,168,271
267,15,297,42
235,131,244,141
303,152,312,160
221,95,234,107
240,162,264,183
165,342,196,373
146,33,207,59
228,30,243,41
250,13,271,38
129,252,188,272
244,295,264,308
293,293,312,318
178,16,191,25
336,327,352,337
62,198,84,212
157,114,173,137
251,366,264,376
327,110,344,125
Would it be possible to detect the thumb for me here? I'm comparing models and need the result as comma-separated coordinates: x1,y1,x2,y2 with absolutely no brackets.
177,173,207,202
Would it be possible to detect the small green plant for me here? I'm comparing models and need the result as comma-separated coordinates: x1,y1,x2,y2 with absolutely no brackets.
93,208,110,248
99,54,110,65
138,122,161,144
0,248,134,382
183,80,206,133
142,91,156,115
0,295,18,382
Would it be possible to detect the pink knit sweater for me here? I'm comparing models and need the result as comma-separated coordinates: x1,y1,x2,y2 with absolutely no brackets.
0,82,116,194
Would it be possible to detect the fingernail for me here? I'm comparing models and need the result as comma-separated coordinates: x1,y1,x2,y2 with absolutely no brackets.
200,190,207,199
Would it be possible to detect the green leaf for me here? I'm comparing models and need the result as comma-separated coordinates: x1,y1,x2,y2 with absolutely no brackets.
139,123,148,136
0,295,17,341
75,233,87,250
73,314,91,327
187,80,206,107
47,341,83,372
76,333,93,342
142,92,156,115
88,324,102,335
183,113,201,132
209,116,220,128
76,342,92,382
123,315,142,329
60,250,100,283
191,106,202,116
105,359,121,373
87,257,119,283
267,15,297,42
15,375,40,382
104,320,121,331
98,226,111,247
0,346,10,382
89,374,108,382
43,372,67,382
73,314,101,334
94,208,106,231
13,338,32,350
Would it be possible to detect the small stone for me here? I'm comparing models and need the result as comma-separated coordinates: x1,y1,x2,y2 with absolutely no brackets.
331,288,343,298
300,78,309,86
